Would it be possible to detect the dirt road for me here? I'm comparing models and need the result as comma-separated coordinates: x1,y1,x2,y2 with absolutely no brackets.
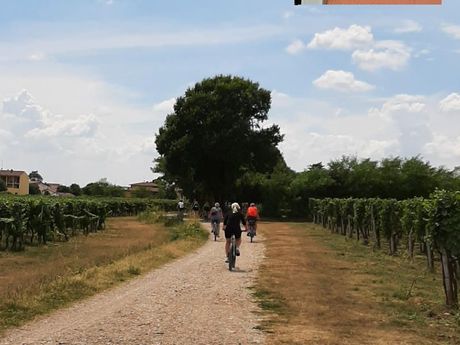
0,224,265,345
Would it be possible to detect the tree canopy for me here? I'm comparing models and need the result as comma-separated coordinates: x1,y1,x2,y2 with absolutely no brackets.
0,178,6,192
82,179,125,197
155,75,283,201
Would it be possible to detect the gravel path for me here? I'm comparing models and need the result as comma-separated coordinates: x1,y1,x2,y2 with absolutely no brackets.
0,224,266,345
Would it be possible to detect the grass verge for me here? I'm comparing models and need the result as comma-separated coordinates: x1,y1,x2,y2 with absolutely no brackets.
253,222,460,345
0,214,207,334
308,224,460,343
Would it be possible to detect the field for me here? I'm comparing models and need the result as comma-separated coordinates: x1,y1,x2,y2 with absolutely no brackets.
0,215,207,333
254,222,460,345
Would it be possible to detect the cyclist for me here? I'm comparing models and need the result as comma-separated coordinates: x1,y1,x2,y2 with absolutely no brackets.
203,202,211,221
177,199,186,221
192,200,200,218
246,202,259,236
223,202,247,262
209,202,223,236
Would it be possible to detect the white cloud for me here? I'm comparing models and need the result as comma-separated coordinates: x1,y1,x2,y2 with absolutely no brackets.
28,52,47,61
152,97,176,113
306,25,412,71
307,25,374,51
440,93,460,112
0,68,165,186
424,134,460,159
0,24,287,61
352,40,411,71
394,20,422,34
26,114,99,139
369,94,426,118
286,39,306,55
442,23,460,39
414,49,430,58
313,70,375,92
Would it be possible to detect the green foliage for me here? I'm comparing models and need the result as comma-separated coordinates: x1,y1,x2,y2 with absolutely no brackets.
57,185,72,194
70,184,82,196
154,75,283,201
0,196,176,251
82,179,125,197
426,190,460,255
0,179,7,192
28,184,40,195
310,192,460,308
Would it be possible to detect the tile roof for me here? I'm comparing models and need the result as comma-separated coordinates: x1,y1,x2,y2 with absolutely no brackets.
0,170,27,177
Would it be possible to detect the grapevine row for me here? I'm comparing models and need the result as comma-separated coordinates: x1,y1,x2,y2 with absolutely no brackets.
0,196,177,251
309,190,460,308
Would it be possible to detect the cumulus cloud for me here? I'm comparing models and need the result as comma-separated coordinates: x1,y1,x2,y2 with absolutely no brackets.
307,25,374,51
441,23,460,40
152,97,176,113
313,70,375,92
306,25,411,71
26,114,99,139
286,39,307,55
369,94,426,118
424,134,460,160
2,90,43,120
1,90,99,139
352,40,411,71
394,20,422,34
440,93,460,112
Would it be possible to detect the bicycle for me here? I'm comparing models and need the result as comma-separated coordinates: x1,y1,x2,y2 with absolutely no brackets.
228,234,237,271
247,219,256,243
211,220,220,241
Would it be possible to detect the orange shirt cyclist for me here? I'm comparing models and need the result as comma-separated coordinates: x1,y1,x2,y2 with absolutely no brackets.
246,203,259,235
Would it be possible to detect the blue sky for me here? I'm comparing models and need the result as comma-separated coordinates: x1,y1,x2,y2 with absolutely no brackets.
1,0,459,186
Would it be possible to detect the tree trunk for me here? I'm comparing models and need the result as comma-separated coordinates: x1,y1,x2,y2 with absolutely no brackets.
408,229,415,261
347,217,353,239
439,247,458,308
420,242,426,254
426,242,435,273
370,208,380,250
361,227,369,245
389,234,396,255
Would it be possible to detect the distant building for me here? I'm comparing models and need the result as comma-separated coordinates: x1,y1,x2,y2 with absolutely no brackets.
295,0,440,4
126,181,160,197
129,181,159,193
29,181,61,196
0,170,29,195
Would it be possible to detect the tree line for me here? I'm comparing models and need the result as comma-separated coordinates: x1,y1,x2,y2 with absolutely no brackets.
153,75,460,217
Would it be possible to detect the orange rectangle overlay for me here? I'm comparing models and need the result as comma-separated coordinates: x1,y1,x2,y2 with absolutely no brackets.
325,0,441,3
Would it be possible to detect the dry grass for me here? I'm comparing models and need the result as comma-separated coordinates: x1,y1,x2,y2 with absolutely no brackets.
0,217,207,333
254,222,460,345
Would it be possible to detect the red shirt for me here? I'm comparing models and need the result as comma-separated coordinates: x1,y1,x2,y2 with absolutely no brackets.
247,206,259,218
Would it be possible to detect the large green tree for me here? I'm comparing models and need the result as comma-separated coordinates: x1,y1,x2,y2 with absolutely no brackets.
0,178,6,192
155,75,283,201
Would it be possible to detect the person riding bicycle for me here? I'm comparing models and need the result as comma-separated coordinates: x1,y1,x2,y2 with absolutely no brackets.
223,202,247,262
192,200,200,218
177,199,186,221
203,202,211,221
209,202,223,236
246,202,259,236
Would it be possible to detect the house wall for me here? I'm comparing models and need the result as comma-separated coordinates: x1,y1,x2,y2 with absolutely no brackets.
4,173,29,195
326,0,440,4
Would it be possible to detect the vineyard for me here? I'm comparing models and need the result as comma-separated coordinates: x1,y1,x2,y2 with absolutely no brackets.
0,195,177,251
309,189,460,308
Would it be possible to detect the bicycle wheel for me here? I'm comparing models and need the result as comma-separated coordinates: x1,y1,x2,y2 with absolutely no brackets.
228,243,234,271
